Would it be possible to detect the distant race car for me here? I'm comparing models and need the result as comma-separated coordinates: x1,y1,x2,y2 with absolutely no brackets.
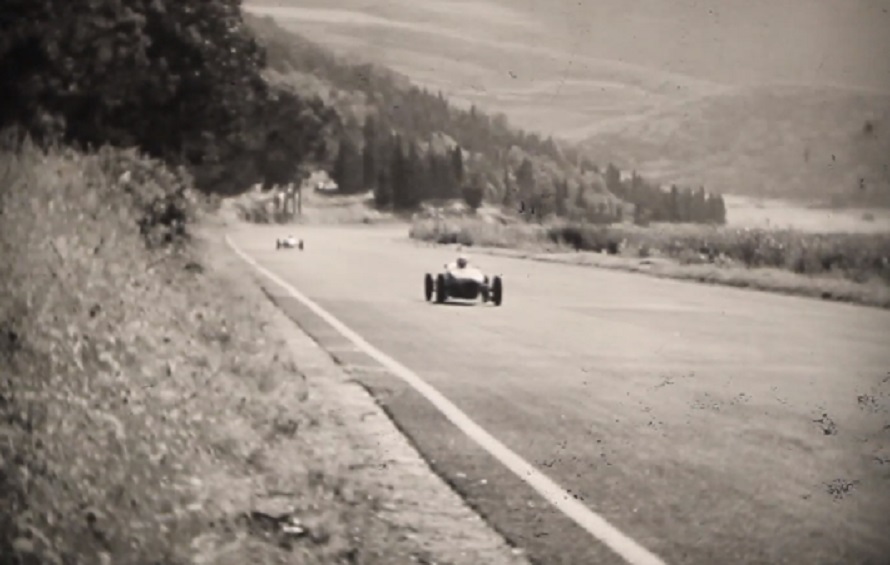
424,257,503,306
276,235,304,250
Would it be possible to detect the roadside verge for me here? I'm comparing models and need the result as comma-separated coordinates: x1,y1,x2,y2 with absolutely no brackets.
408,240,890,309
211,225,530,565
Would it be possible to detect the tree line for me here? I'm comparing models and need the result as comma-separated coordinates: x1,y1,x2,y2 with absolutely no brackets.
331,116,485,211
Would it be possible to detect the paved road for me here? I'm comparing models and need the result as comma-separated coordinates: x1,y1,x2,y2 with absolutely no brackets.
231,224,890,565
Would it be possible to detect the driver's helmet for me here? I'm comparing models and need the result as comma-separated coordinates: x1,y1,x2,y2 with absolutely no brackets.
456,255,468,269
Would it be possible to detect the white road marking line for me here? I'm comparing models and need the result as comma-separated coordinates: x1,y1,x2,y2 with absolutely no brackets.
226,234,669,565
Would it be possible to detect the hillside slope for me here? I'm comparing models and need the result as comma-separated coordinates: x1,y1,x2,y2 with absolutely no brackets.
578,85,890,206
244,13,729,225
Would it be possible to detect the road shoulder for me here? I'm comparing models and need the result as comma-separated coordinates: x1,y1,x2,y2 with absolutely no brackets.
207,224,530,565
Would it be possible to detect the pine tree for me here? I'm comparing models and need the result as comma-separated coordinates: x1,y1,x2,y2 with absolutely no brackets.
574,183,587,210
362,117,378,190
502,167,516,208
451,146,465,188
605,163,622,197
516,158,535,200
332,137,362,194
462,172,484,210
407,142,424,204
375,169,392,208
555,178,568,217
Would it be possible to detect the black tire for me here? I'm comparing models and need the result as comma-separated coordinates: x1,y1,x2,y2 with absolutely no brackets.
424,273,434,302
491,276,503,306
435,274,447,303
298,240,304,251
276,240,281,250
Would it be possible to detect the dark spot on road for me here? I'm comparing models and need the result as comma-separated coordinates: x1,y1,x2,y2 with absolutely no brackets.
825,478,859,500
813,413,837,436
857,394,880,412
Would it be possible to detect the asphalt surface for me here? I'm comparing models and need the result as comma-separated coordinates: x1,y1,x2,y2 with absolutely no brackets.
230,223,890,565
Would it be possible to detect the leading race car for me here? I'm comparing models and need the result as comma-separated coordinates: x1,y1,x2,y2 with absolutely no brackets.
424,255,503,306
276,235,304,250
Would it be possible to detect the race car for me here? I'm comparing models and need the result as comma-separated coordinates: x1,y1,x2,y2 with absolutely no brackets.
424,256,503,306
275,235,304,250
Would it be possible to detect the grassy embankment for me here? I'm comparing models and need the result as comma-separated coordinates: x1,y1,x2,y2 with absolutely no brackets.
0,142,420,564
409,214,890,308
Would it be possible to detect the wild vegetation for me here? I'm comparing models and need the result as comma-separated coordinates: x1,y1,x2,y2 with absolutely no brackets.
1,0,339,195
410,216,890,305
245,14,729,224
0,1,423,563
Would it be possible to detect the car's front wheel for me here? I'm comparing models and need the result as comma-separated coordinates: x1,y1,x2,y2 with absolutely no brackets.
491,276,503,306
424,273,434,302
435,274,447,303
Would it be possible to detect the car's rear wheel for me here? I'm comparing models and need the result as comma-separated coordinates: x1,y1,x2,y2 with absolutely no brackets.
424,273,434,302
298,240,304,250
435,274,447,303
491,276,503,306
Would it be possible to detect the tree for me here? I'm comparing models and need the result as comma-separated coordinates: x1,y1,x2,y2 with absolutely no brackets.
502,167,517,208
689,187,707,222
574,184,587,210
332,136,362,193
462,173,485,210
451,146,465,187
362,143,376,191
1,0,276,193
362,116,378,190
555,178,568,217
707,193,727,224
390,135,409,209
516,158,535,200
406,141,425,205
255,88,335,192
605,163,622,196
669,185,681,222
374,169,392,208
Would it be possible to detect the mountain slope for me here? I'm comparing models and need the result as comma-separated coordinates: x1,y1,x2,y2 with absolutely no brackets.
579,85,890,206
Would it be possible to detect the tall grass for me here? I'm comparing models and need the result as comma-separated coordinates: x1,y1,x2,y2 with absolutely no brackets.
0,139,211,562
410,217,890,285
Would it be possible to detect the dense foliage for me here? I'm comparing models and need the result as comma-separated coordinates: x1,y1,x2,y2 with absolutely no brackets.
1,0,339,195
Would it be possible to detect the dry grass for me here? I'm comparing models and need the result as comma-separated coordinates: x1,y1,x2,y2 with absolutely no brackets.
0,141,420,564
409,216,890,308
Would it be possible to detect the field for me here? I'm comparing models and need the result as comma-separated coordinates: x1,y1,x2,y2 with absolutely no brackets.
724,195,890,233
408,212,890,308
0,142,453,564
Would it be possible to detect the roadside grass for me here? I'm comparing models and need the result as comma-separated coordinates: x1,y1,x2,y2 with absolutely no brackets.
409,216,890,308
0,141,414,564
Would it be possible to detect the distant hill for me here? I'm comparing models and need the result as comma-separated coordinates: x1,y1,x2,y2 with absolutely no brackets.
243,13,731,225
578,85,890,207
